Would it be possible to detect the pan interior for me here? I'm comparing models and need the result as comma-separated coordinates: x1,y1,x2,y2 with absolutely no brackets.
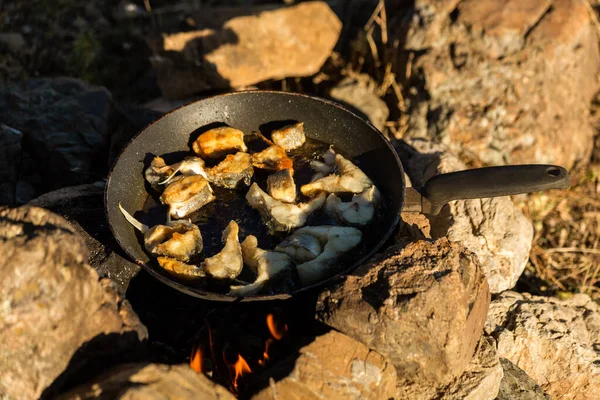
106,91,405,300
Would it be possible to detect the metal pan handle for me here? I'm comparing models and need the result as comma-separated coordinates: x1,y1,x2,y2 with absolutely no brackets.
421,164,570,215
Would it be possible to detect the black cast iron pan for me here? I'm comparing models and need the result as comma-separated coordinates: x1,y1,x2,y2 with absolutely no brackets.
106,90,570,301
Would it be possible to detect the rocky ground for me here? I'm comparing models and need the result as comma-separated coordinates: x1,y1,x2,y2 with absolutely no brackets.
1,0,600,399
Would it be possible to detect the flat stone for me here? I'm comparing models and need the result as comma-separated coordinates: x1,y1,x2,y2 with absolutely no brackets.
495,358,550,400
329,76,390,132
56,363,235,400
316,238,490,384
486,291,600,399
0,206,147,400
150,2,341,99
396,336,503,400
397,139,534,294
251,330,397,400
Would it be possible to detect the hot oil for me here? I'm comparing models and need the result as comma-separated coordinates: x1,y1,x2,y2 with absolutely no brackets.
142,136,387,295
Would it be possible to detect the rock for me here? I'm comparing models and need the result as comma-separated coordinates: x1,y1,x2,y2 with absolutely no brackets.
28,183,141,293
396,336,503,400
329,76,390,132
0,206,147,400
396,139,534,293
0,32,26,52
57,363,235,400
149,2,341,99
396,212,431,243
485,291,600,399
251,330,397,400
400,0,600,169
107,104,164,167
495,358,550,400
0,78,112,205
316,238,490,384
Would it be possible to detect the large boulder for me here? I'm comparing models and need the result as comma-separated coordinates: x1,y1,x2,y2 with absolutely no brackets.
396,336,503,400
486,291,600,399
57,363,235,400
316,238,490,384
396,139,534,293
251,330,397,400
0,206,147,400
399,0,600,169
0,78,112,205
149,2,341,99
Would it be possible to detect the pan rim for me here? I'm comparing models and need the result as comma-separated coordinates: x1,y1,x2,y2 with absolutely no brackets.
105,89,404,301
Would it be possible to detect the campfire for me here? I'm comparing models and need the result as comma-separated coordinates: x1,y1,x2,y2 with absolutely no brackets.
189,312,289,396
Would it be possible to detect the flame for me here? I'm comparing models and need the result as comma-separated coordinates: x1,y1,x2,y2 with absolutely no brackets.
266,313,288,340
190,347,203,373
258,338,273,366
231,354,252,392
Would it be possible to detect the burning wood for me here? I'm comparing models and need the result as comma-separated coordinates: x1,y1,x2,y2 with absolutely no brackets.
189,312,289,397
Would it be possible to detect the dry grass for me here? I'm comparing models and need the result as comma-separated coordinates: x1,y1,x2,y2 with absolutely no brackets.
518,160,600,301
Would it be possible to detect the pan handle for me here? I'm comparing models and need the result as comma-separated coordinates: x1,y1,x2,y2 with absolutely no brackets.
421,164,570,215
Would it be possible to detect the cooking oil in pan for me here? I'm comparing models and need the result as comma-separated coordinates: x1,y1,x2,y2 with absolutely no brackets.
140,136,387,295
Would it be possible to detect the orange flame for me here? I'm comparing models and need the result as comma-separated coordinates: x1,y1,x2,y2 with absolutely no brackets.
258,338,273,366
266,313,288,340
231,354,252,392
190,347,203,373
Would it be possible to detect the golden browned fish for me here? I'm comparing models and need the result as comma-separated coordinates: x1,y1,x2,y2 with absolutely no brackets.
157,257,206,280
271,122,306,150
145,156,175,191
202,220,243,279
251,145,294,172
206,152,254,189
160,175,215,219
192,126,248,159
267,168,296,203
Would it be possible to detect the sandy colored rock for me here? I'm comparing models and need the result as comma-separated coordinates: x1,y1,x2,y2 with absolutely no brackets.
329,76,389,132
396,336,503,400
150,2,341,99
485,291,600,399
400,0,600,169
0,206,147,400
397,139,534,293
251,330,397,400
495,358,550,400
316,238,490,384
56,363,235,400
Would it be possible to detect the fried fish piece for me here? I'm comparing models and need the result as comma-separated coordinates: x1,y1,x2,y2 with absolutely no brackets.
160,175,215,219
228,235,294,296
293,226,363,285
271,122,306,150
275,233,322,263
202,220,243,279
192,126,248,159
251,145,294,172
159,156,208,185
145,156,175,191
267,169,296,203
246,183,325,234
206,152,254,189
325,185,380,226
119,203,203,262
301,151,373,197
157,257,206,280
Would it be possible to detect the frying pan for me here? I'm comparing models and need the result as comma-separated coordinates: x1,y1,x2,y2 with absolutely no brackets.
106,90,570,301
